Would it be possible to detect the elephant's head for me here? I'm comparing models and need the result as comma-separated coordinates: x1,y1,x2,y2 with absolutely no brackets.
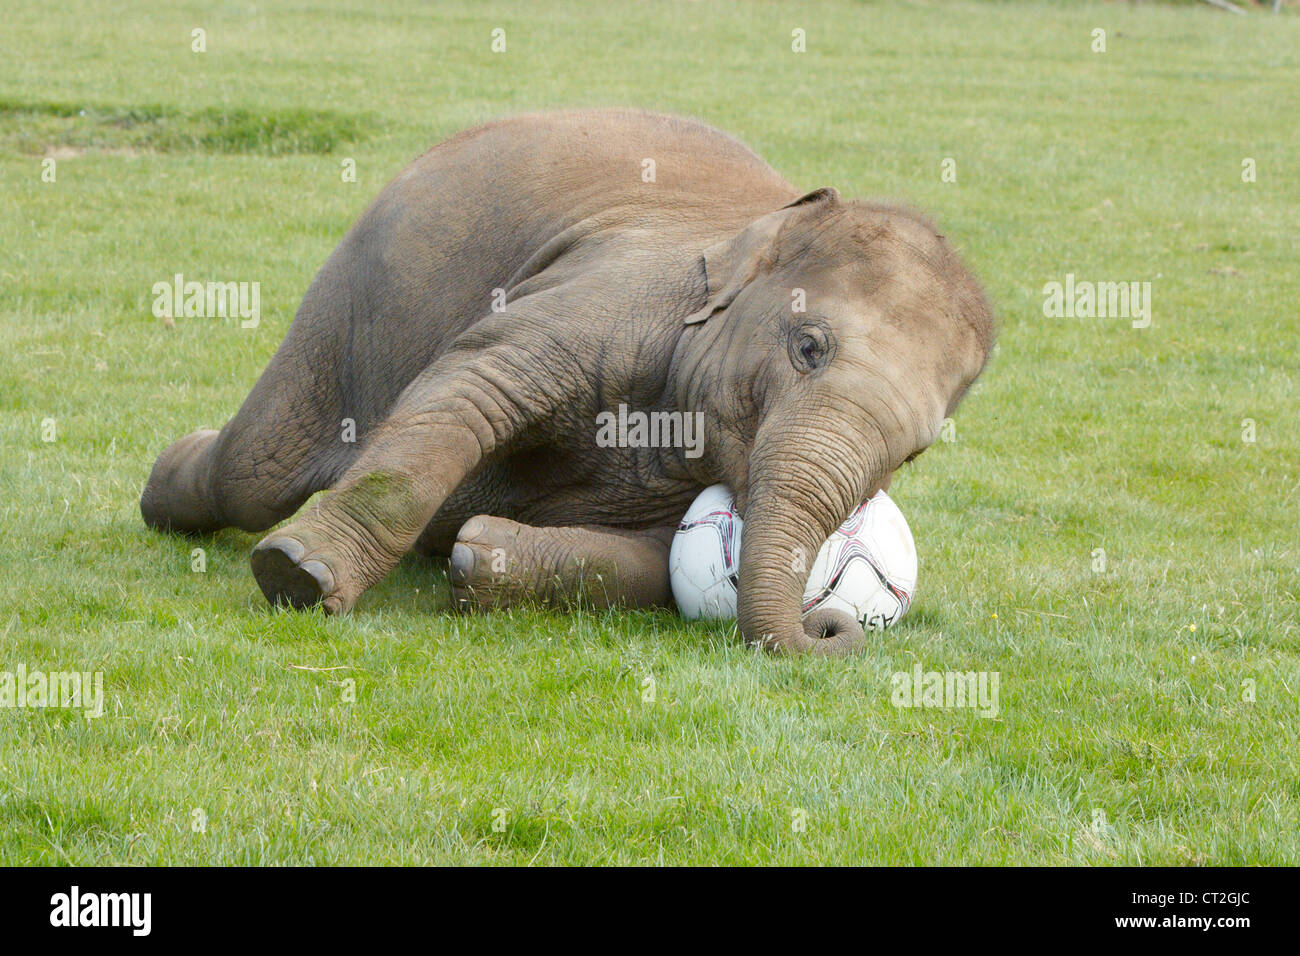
676,187,993,655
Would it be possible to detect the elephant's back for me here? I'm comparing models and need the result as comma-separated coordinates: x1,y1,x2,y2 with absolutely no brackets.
364,110,798,269
411,109,796,221
296,111,795,426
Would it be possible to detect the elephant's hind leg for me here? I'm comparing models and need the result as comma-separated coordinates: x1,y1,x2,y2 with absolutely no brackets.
141,291,350,535
141,420,344,535
449,517,674,611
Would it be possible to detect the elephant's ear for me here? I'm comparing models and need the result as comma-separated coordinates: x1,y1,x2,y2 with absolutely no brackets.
684,187,840,325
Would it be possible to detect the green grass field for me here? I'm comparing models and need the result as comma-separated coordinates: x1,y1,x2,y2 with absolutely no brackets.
1,0,1297,865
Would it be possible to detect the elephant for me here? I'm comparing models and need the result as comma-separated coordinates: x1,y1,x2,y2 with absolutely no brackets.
141,109,993,655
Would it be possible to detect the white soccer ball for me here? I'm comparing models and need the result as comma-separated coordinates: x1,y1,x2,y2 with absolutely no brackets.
667,484,744,620
669,483,917,631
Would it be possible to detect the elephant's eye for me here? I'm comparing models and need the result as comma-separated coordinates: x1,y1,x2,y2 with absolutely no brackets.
788,321,834,373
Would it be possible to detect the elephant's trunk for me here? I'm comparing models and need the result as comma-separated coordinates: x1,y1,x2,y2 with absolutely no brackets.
735,420,885,656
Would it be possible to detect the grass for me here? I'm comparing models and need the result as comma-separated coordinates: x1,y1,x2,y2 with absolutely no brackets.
0,100,379,156
0,0,1297,865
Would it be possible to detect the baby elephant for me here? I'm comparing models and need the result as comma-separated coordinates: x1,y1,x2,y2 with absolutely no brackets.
142,109,993,655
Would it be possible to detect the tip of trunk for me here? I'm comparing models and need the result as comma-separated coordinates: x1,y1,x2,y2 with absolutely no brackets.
758,607,866,656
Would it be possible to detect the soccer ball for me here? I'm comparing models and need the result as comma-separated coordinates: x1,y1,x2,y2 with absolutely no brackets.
669,483,917,631
669,484,744,620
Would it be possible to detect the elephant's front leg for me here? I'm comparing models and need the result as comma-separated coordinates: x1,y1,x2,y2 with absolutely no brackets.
448,517,675,611
251,350,547,613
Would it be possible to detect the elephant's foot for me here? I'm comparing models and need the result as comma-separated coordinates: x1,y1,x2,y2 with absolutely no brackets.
250,473,424,613
449,516,673,611
250,535,342,612
140,429,223,533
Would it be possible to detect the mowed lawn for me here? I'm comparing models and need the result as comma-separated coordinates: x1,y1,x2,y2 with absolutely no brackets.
1,0,1297,865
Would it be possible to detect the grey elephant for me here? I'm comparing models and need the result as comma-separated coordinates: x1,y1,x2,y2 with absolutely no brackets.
141,109,993,655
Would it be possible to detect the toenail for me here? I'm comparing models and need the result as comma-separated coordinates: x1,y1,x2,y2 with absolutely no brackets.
299,559,335,594
260,535,305,564
450,542,475,580
460,518,485,541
